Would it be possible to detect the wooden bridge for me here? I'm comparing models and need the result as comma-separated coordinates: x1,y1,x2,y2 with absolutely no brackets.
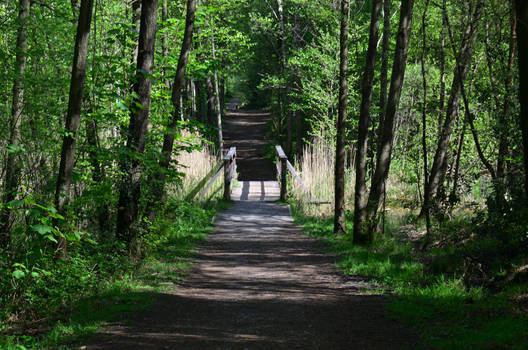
189,110,327,204
194,144,299,203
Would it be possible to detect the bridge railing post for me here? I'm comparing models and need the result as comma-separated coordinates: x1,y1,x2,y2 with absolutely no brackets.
224,147,237,200
275,145,288,201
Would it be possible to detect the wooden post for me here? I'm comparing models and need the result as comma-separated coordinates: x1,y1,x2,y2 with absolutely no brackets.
223,147,236,200
280,158,287,201
276,145,288,201
223,158,230,200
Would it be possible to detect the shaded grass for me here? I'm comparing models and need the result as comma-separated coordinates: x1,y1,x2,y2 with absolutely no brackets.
1,199,230,350
291,204,528,349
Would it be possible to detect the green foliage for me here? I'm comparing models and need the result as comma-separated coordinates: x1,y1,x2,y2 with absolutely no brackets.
291,205,528,349
0,199,226,349
0,0,527,348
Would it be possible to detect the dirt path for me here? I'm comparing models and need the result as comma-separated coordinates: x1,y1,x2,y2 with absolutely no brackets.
86,110,424,349
87,202,422,349
223,110,276,181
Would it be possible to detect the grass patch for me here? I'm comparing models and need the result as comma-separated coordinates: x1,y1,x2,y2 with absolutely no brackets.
1,199,230,350
291,203,528,349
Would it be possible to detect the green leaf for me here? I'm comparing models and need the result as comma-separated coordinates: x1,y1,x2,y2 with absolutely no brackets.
6,144,25,153
12,270,26,279
44,235,58,243
6,199,25,209
31,224,52,235
13,263,27,270
116,101,129,111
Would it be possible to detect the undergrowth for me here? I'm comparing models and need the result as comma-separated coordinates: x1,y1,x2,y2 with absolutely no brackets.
291,204,528,349
0,199,229,350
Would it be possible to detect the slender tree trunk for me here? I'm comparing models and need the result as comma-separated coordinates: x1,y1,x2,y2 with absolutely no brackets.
148,0,196,219
365,0,415,239
161,0,170,89
292,13,304,159
116,0,158,248
515,0,528,199
460,81,496,179
497,3,517,198
438,0,447,126
334,0,350,235
295,106,304,159
379,0,391,115
0,0,30,248
131,0,141,63
190,80,197,119
54,0,94,256
206,76,215,125
210,25,223,158
449,116,467,204
276,0,290,155
220,77,225,112
353,0,382,244
420,0,432,247
195,80,205,123
424,1,483,209
214,71,223,157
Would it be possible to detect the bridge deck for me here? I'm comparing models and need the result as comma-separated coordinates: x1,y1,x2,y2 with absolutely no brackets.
230,180,280,201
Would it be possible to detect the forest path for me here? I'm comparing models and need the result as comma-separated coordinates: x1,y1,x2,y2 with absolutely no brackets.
86,201,423,349
86,110,423,349
223,109,276,181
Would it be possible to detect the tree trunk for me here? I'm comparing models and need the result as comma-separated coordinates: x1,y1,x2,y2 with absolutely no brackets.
449,116,467,205
54,0,94,256
115,0,158,248
210,24,224,158
365,0,415,239
515,0,528,199
190,79,197,119
195,80,205,123
206,76,215,126
131,0,142,64
420,0,432,247
334,0,350,235
497,3,517,199
379,0,391,115
376,0,391,166
353,0,382,244
438,0,447,127
295,106,304,159
424,1,483,209
161,0,170,89
220,76,225,113
148,0,196,219
0,0,30,248
214,71,223,157
276,0,290,156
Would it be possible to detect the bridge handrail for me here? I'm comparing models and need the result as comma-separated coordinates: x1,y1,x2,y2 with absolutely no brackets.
275,145,329,204
196,146,236,201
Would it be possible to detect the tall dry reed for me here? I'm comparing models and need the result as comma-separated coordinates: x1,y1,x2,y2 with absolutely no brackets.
169,131,223,201
289,137,354,217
